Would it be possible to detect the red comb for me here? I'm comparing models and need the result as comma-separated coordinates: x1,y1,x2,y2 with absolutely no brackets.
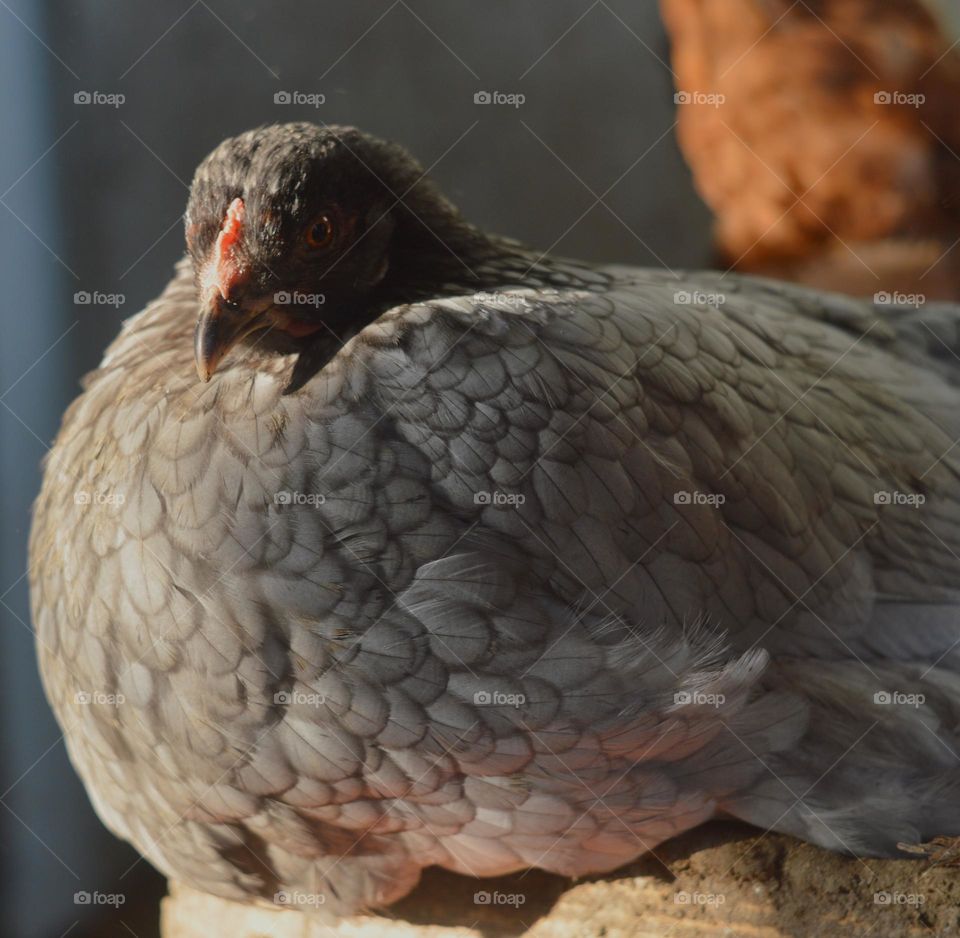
213,197,245,299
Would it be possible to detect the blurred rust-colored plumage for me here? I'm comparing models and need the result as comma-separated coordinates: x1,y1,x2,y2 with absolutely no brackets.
661,0,960,299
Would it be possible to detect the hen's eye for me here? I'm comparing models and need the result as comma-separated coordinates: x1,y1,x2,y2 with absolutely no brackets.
305,214,335,250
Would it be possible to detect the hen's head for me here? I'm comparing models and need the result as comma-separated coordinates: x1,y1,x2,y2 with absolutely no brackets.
185,123,475,381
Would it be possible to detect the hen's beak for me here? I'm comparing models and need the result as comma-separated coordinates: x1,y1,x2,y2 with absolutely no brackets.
194,292,268,382
195,196,266,382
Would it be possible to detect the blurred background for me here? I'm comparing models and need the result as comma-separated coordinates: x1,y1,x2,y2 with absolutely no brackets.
2,1,958,935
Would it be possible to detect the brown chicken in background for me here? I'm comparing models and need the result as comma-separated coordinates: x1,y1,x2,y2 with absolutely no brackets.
661,0,960,299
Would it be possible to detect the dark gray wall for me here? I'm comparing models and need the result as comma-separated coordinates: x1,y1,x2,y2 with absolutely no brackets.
0,2,710,935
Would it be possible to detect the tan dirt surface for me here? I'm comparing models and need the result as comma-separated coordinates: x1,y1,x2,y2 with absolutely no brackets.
162,821,960,937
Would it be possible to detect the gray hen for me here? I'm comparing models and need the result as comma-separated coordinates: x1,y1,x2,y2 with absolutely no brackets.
30,123,960,915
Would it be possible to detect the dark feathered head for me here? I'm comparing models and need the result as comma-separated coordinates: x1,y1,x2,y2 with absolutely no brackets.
184,123,481,380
